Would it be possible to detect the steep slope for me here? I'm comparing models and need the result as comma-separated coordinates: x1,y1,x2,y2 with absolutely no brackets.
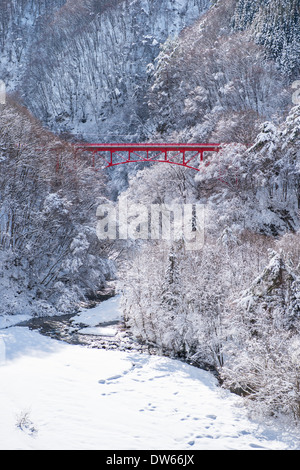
232,0,300,78
1,0,298,143
0,99,114,316
195,104,300,236
146,0,296,144
0,0,66,87
1,0,211,141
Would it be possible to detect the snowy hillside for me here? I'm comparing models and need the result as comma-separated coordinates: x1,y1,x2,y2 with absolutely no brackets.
232,0,300,78
120,104,300,421
1,0,211,141
0,99,115,316
146,0,297,146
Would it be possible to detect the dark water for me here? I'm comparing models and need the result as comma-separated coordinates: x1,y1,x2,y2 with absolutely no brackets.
16,288,128,350
15,289,155,354
17,312,123,349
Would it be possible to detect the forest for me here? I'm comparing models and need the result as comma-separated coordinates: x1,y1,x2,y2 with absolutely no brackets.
0,0,299,424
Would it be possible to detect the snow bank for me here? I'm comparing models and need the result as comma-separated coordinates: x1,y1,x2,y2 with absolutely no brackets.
71,295,123,327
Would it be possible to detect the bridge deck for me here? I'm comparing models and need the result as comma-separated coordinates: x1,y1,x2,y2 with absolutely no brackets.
75,143,221,152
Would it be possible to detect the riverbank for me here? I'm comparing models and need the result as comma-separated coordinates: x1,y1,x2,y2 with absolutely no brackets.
13,295,159,355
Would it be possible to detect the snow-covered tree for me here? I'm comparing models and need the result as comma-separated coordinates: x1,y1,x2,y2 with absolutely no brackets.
0,99,114,316
222,250,300,421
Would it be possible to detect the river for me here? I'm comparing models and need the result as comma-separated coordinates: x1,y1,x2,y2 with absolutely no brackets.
15,294,151,354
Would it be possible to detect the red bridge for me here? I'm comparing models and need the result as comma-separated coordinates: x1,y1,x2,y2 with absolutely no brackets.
74,143,221,172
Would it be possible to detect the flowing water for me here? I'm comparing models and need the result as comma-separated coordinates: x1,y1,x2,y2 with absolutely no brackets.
17,313,122,348
16,293,151,353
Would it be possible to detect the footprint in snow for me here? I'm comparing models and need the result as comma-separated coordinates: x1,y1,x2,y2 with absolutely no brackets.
139,403,157,412
98,364,138,384
98,374,122,384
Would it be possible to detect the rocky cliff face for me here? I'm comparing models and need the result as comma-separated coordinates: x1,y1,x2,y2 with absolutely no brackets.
1,0,211,141
1,0,298,143
0,0,65,87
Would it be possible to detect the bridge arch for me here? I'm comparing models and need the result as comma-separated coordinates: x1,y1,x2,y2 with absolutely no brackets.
74,143,221,172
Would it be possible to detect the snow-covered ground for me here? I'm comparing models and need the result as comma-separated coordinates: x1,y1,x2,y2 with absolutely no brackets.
71,295,123,338
0,299,299,450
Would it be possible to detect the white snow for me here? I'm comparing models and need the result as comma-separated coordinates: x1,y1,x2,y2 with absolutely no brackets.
71,295,123,327
0,314,31,330
0,307,299,450
77,326,117,337
71,296,122,337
